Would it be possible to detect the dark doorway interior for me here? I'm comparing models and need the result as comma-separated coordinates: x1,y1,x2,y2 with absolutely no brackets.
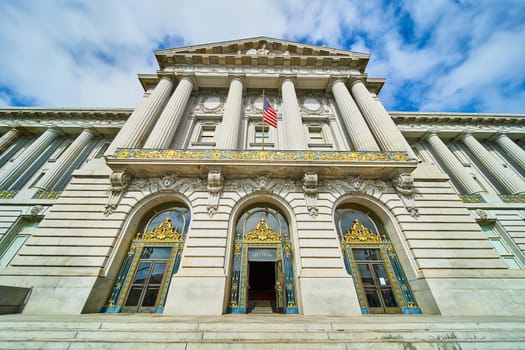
248,261,276,313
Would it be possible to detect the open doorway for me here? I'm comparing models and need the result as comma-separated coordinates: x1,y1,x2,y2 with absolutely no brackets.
248,261,276,313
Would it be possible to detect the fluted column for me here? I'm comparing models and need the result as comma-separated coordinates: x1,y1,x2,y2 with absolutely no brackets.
281,78,308,149
0,127,21,153
425,132,484,194
0,127,60,188
461,132,525,194
144,77,194,149
494,133,525,170
106,76,175,155
215,77,243,149
35,128,95,191
331,80,380,151
350,79,416,158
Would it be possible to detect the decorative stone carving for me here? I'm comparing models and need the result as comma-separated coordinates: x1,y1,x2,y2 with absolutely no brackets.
303,172,319,217
197,93,224,113
474,209,496,225
105,170,131,216
128,175,204,195
321,176,386,198
29,205,44,217
207,170,224,216
226,176,296,196
392,173,418,218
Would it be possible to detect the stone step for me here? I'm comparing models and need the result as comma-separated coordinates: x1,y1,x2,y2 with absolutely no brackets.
0,314,524,349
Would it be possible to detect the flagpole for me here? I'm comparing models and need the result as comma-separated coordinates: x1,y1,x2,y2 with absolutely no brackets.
261,89,265,151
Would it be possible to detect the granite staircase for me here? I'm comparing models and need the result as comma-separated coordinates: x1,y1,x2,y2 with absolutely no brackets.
1,313,525,349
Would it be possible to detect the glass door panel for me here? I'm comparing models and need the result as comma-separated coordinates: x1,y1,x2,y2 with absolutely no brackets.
354,248,400,314
123,248,171,313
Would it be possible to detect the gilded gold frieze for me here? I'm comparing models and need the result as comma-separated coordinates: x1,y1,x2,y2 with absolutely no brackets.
114,148,409,162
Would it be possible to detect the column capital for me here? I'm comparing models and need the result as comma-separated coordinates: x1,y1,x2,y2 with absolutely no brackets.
422,130,439,141
348,76,367,88
329,77,350,90
175,74,197,90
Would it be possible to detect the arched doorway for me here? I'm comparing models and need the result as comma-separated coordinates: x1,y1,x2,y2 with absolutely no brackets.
335,206,421,314
103,204,190,313
227,205,298,314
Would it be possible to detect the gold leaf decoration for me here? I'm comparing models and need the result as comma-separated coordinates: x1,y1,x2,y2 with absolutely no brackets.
343,219,382,244
244,218,281,242
140,217,181,242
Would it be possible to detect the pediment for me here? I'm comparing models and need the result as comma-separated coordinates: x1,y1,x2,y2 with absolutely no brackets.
157,37,368,57
155,36,370,70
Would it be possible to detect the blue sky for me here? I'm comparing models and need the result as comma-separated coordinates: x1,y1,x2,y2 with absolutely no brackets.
0,0,524,114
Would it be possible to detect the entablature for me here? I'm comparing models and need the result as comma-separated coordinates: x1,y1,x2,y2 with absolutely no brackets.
0,107,131,136
106,148,416,179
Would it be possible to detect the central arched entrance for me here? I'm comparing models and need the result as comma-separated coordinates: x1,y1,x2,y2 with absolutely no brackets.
227,205,298,314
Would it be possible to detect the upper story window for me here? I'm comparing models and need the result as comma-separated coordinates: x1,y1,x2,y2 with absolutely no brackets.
192,124,216,148
307,125,332,148
249,123,274,149
0,218,40,268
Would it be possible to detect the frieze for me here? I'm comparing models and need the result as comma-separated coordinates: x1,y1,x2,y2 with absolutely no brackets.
113,148,409,162
225,175,296,195
128,174,205,194
172,65,359,77
320,176,386,197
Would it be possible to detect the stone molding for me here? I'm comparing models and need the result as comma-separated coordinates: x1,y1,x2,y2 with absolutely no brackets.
392,173,418,217
105,170,132,216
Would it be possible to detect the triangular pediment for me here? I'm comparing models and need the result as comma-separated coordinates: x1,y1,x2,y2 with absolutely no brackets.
157,36,368,58
154,36,370,71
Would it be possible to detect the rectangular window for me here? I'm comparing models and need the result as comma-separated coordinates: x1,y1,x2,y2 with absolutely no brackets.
254,125,269,144
481,223,524,269
308,126,324,144
0,219,40,268
198,125,215,144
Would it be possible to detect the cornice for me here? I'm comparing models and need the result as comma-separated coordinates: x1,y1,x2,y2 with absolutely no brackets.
390,111,525,125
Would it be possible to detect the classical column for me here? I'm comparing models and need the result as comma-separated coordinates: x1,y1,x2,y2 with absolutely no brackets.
281,78,308,149
0,127,60,188
144,77,193,149
425,132,484,194
34,128,95,191
350,79,416,158
494,133,525,170
0,126,21,153
215,77,243,149
106,76,175,155
331,80,380,151
461,132,525,194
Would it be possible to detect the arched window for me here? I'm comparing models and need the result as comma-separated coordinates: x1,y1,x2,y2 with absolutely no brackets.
227,205,298,314
103,204,190,313
335,206,420,314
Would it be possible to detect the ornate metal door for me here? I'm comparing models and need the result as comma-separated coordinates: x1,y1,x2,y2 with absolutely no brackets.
228,206,298,314
103,206,189,313
336,208,421,314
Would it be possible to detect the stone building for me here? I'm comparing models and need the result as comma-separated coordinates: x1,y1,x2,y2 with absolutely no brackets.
0,37,524,317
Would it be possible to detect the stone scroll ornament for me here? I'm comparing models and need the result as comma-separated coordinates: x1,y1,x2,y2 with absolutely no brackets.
207,170,224,216
303,172,319,217
393,173,419,218
105,170,131,216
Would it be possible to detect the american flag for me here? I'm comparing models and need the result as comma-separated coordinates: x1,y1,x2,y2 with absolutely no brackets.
263,98,278,128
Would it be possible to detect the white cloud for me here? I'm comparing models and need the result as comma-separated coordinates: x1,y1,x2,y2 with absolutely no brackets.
0,0,523,114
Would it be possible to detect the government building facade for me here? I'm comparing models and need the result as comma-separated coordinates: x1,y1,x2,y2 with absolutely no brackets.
0,37,524,317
